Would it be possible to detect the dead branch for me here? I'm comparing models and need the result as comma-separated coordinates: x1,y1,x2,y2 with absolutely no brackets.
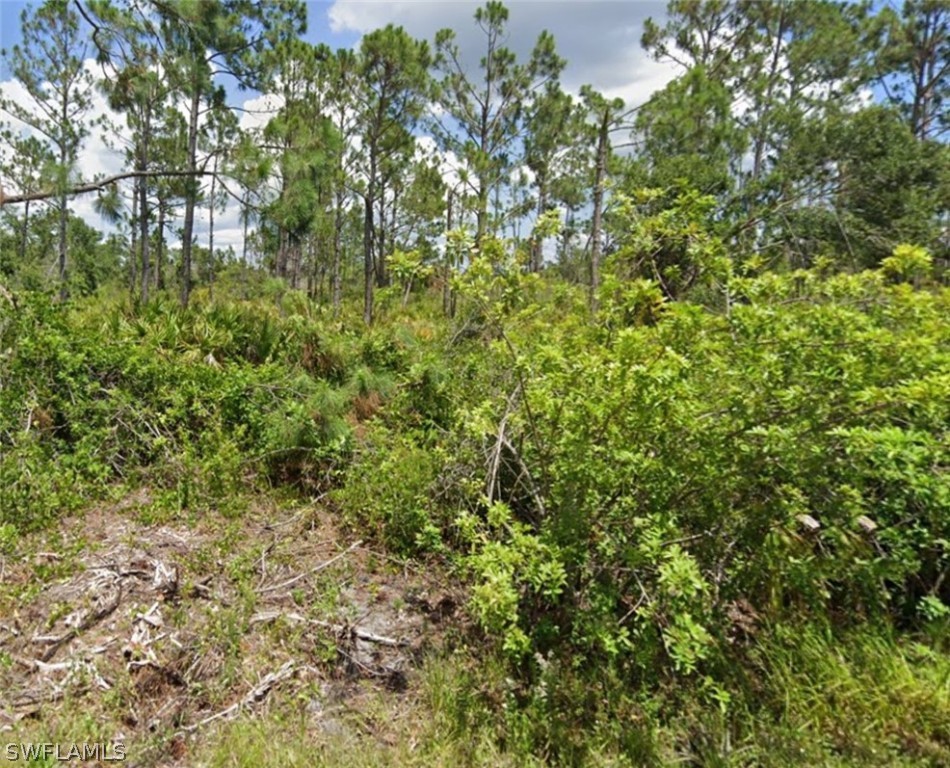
485,384,547,523
0,622,19,637
33,551,63,560
33,577,122,662
249,610,408,648
180,660,296,733
258,540,362,595
486,388,519,506
0,169,217,206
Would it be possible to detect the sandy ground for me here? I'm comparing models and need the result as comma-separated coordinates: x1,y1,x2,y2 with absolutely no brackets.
0,491,461,766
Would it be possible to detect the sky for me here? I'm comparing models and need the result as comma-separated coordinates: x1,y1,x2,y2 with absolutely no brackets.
0,1,676,253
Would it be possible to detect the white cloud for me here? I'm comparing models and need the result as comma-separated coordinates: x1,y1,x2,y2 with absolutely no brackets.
1,59,123,191
1,57,128,244
325,0,674,109
414,134,467,189
601,54,679,111
239,92,284,132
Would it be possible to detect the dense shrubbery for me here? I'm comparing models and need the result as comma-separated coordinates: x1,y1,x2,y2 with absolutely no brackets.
461,266,949,679
0,292,429,533
339,247,950,751
326,239,950,704
1,243,948,762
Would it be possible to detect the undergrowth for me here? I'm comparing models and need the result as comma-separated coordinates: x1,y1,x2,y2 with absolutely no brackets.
1,247,948,764
181,625,950,766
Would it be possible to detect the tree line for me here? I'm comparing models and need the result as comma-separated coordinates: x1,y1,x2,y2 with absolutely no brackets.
1,0,947,317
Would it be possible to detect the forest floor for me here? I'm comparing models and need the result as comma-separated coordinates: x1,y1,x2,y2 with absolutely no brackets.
0,492,465,766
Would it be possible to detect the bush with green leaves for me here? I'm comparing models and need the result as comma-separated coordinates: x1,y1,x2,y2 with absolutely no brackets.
455,258,949,687
333,423,446,554
0,292,401,528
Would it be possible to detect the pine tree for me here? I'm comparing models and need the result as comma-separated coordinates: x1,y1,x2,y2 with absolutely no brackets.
0,0,96,299
433,2,563,245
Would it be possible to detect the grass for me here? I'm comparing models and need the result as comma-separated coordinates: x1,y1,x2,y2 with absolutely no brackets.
180,625,950,767
745,625,950,766
195,656,548,768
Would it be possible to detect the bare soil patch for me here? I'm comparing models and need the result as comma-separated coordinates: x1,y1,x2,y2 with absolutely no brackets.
0,493,461,766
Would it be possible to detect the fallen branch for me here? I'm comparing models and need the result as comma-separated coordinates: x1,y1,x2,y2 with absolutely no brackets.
33,579,122,662
33,658,112,691
32,633,72,646
258,540,362,595
250,610,408,648
33,630,78,661
0,622,19,637
180,660,296,733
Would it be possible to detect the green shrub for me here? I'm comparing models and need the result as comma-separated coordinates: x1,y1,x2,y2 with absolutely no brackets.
454,264,949,682
335,425,444,554
260,383,351,488
0,293,367,527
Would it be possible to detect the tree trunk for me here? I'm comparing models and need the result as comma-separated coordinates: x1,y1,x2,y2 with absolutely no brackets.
290,237,301,290
129,189,138,297
20,200,30,263
307,235,316,301
138,125,150,304
751,6,786,187
476,70,491,246
911,6,942,141
208,154,217,300
332,190,343,312
180,85,201,307
375,191,387,288
58,79,69,301
276,228,287,279
364,150,377,325
590,109,608,314
476,178,489,246
332,104,347,314
533,182,548,273
364,193,374,325
363,196,374,325
241,191,250,300
444,189,453,316
156,201,166,292
58,191,68,300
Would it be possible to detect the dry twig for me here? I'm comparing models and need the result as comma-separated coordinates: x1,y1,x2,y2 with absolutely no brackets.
180,661,296,733
258,540,362,595
250,610,408,648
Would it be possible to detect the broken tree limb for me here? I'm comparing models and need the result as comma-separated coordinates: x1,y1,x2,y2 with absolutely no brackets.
258,540,363,595
857,515,878,534
486,389,518,507
180,660,296,733
485,385,547,523
0,169,217,207
249,610,408,648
